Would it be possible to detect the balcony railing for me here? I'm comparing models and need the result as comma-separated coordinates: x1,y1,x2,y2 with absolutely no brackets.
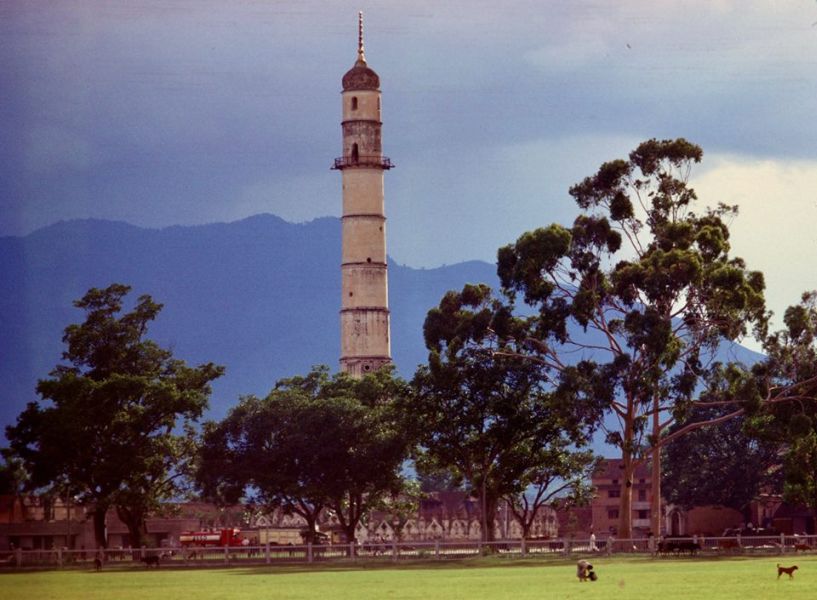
332,155,394,170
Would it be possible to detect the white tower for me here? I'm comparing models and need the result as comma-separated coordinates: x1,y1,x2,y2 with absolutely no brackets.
333,12,393,378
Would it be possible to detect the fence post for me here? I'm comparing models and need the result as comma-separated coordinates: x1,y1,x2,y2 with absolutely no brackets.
307,543,313,563
265,541,270,564
780,533,785,555
521,537,526,556
435,540,440,560
224,546,229,564
57,547,63,567
392,538,398,561
737,533,742,550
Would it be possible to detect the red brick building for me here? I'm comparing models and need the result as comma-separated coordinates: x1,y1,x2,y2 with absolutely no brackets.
590,459,654,537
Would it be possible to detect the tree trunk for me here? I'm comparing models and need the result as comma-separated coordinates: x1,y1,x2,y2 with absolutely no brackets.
482,493,498,543
92,506,108,549
618,405,635,539
520,518,532,540
331,493,363,556
618,459,634,540
299,509,323,545
116,505,148,549
510,502,533,540
650,393,662,537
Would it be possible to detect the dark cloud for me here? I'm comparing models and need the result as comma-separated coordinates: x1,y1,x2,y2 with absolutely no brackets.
2,0,816,266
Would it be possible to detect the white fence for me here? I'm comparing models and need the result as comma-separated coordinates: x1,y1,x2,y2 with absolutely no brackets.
1,534,815,570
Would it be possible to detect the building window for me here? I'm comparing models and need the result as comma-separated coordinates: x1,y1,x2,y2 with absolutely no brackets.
639,478,646,484
608,489,620,498
351,96,358,110
612,479,618,486
608,509,619,520
638,490,647,502
637,510,649,520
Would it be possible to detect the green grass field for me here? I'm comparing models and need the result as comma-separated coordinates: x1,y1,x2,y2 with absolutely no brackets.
1,555,815,600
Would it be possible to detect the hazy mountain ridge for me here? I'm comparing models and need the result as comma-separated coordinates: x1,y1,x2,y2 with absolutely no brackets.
0,215,764,447
0,215,499,430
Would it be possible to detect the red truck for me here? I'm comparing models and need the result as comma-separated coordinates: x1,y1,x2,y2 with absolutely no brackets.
179,528,245,548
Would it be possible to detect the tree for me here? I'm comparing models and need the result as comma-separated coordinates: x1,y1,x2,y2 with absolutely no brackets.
198,365,413,547
6,284,224,547
0,452,28,496
747,291,817,513
662,401,782,514
494,139,767,537
409,284,602,543
505,449,599,540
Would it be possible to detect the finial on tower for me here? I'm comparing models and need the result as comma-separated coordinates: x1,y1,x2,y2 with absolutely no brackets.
342,11,379,90
357,11,366,65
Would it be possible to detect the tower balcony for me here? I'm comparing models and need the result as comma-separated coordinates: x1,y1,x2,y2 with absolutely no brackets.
332,155,394,170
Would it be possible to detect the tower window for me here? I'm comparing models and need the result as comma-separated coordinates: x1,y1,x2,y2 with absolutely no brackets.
351,97,358,110
366,257,372,263
351,143,359,163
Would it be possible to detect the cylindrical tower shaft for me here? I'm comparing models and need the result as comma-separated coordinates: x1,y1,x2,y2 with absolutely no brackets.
333,13,393,378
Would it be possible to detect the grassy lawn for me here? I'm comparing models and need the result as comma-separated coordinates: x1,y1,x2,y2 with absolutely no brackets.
1,555,815,600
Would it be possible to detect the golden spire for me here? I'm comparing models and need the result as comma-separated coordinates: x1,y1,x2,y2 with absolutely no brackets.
356,11,367,65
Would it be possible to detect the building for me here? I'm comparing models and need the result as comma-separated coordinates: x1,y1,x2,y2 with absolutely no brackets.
0,496,238,551
587,459,802,538
333,12,393,378
590,459,655,537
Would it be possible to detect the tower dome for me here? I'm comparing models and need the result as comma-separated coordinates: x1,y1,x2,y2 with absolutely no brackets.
342,11,379,91
342,62,379,91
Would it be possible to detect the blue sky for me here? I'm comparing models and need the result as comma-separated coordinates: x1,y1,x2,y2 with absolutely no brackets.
2,0,817,344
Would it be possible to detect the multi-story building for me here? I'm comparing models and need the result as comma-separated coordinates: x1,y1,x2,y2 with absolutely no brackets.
590,459,654,537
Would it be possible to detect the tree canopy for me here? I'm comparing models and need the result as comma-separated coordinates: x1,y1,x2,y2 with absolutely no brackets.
198,365,413,545
490,139,766,537
662,401,782,513
409,283,602,542
6,284,224,547
746,291,817,512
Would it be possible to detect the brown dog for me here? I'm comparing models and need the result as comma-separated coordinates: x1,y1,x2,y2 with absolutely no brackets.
793,543,812,552
577,559,593,582
777,564,798,579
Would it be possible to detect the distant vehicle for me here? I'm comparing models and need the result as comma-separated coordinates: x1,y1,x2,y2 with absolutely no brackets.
259,528,302,546
258,528,329,545
179,528,245,548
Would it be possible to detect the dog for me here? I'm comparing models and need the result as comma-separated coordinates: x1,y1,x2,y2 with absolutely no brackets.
577,559,595,582
777,564,798,579
93,557,103,571
794,543,812,553
142,555,161,568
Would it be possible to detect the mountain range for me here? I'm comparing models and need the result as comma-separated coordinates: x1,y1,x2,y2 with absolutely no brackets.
0,214,764,449
0,214,498,435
